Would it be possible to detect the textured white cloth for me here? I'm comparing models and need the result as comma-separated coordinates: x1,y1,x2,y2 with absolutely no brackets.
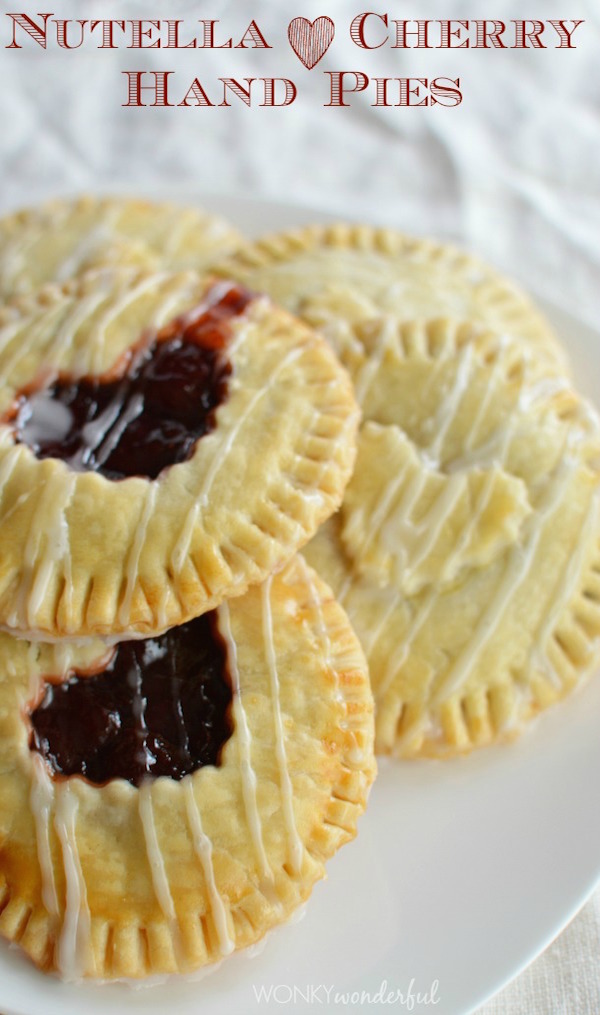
478,891,600,1014
1,0,599,322
0,1,599,1011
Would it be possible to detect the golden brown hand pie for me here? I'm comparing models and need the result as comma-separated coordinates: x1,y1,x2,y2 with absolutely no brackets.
0,269,359,641
303,319,600,757
0,557,375,980
0,196,243,299
217,222,567,371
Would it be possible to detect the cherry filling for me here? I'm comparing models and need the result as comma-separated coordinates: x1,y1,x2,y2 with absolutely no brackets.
28,613,233,787
9,281,253,481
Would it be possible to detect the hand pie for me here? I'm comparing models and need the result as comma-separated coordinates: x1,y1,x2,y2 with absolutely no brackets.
0,196,243,299
0,269,359,640
0,557,375,979
217,222,567,371
303,318,600,757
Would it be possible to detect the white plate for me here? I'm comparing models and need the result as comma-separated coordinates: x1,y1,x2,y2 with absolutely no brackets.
1,196,599,1015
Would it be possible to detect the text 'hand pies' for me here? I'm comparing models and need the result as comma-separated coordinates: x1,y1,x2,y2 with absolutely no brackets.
0,557,375,979
0,268,359,641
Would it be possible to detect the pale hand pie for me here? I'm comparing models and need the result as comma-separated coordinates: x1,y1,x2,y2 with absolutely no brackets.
0,269,359,641
303,318,600,757
0,557,375,980
0,196,243,299
217,222,567,372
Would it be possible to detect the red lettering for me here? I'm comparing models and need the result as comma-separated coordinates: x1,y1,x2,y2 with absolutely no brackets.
236,20,271,49
350,13,388,49
122,70,173,106
398,78,429,106
512,20,544,49
90,20,125,48
55,19,87,49
475,20,506,48
261,78,297,106
165,19,196,48
438,20,469,48
219,78,254,106
197,20,231,48
430,77,463,106
391,20,433,48
128,20,160,49
5,11,51,48
324,71,369,106
178,79,213,106
548,19,584,48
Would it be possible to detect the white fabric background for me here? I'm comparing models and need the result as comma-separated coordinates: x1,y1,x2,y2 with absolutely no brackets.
1,1,599,1011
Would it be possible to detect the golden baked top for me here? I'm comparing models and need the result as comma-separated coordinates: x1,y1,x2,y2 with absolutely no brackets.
0,557,375,979
303,318,600,757
217,223,567,371
0,268,359,640
0,196,243,298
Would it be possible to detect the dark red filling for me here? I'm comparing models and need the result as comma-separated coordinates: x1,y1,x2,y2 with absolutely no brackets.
29,613,233,787
9,281,253,481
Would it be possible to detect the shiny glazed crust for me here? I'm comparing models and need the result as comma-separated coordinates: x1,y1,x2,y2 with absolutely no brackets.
0,195,244,298
0,557,375,979
303,319,600,757
216,222,567,371
0,269,359,640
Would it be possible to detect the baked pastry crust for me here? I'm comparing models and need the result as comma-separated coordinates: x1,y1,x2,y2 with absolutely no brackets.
0,269,359,640
217,222,567,371
0,196,243,299
0,557,375,979
303,319,600,757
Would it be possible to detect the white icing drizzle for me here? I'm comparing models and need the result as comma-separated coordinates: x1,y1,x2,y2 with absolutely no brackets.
434,451,577,704
85,271,173,374
0,434,24,503
353,315,397,406
53,782,92,980
17,469,76,629
296,557,334,681
532,489,600,677
0,208,69,289
138,782,177,923
426,344,474,462
161,214,191,260
261,576,303,875
118,484,158,626
340,451,410,600
461,347,505,453
46,288,113,371
218,601,271,883
375,588,437,703
0,317,24,359
345,345,480,597
182,777,234,956
52,642,80,682
149,281,198,329
171,344,305,574
54,215,121,284
440,419,517,583
397,471,465,586
296,556,367,769
30,754,59,917
0,302,66,384
24,641,41,700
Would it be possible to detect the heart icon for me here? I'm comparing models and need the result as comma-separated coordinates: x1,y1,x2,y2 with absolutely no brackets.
288,17,335,70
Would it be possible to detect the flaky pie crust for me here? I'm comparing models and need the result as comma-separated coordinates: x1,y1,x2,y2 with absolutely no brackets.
0,195,243,299
0,557,375,979
0,268,359,640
